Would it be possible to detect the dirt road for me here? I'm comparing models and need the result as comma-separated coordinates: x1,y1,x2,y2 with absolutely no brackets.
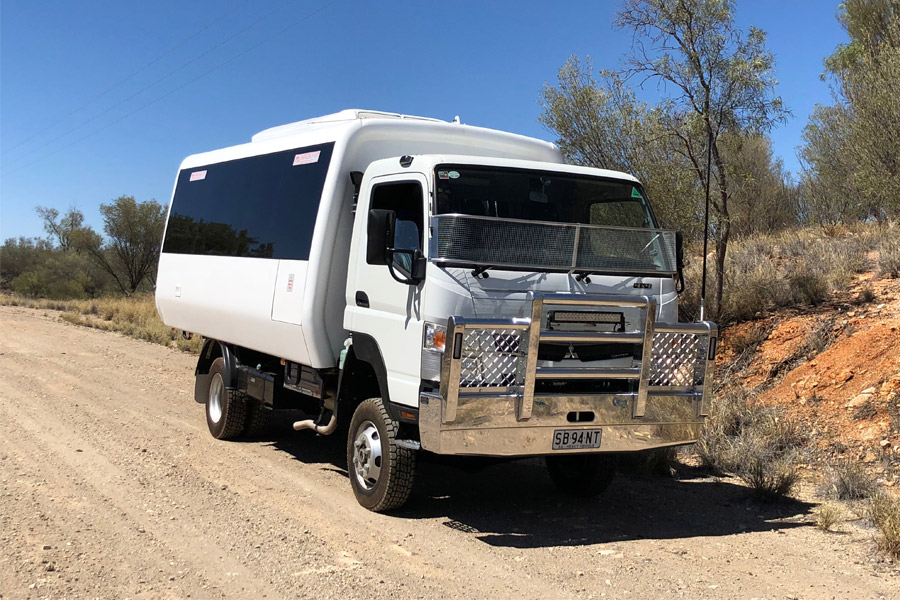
0,305,897,600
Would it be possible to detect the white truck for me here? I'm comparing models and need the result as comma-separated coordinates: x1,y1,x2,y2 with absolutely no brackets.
156,109,717,512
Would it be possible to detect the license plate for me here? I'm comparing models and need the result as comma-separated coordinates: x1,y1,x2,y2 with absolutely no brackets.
552,428,602,450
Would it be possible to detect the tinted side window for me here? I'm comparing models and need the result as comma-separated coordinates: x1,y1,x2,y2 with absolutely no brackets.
162,142,334,260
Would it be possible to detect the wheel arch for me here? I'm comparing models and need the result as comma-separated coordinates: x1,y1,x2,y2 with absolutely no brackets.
194,339,239,403
336,338,386,427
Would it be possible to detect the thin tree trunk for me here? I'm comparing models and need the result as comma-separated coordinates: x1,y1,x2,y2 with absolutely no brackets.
714,218,730,319
712,144,730,319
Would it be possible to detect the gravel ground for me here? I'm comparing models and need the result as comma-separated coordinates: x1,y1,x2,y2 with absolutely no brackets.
1,305,897,600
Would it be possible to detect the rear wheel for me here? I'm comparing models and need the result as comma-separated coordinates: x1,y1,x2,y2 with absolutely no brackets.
545,454,617,497
204,357,247,440
244,400,272,436
347,398,415,512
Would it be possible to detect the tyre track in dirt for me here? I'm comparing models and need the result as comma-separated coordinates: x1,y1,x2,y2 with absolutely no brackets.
1,305,898,599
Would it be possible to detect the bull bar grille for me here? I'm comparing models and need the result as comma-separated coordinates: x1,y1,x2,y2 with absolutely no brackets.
459,328,526,388
649,331,710,387
439,293,717,423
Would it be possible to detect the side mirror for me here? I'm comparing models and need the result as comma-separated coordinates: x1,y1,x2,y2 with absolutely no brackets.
367,209,396,265
675,231,685,293
367,208,425,286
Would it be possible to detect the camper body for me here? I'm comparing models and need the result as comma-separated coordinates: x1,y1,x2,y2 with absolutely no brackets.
156,110,717,511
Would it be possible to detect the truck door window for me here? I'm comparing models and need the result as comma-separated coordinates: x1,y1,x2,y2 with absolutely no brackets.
369,181,424,274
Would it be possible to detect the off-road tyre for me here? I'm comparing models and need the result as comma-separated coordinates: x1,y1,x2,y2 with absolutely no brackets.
347,398,416,512
545,453,618,497
244,400,272,437
204,357,247,440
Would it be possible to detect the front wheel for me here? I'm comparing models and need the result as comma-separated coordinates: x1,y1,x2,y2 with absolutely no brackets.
347,398,416,512
545,454,617,497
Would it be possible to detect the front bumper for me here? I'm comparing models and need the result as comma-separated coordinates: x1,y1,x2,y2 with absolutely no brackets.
420,293,717,457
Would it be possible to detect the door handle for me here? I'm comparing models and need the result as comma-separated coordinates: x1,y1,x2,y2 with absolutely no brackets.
355,291,369,308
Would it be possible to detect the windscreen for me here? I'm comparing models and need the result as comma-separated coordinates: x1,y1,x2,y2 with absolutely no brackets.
434,165,657,228
430,165,677,275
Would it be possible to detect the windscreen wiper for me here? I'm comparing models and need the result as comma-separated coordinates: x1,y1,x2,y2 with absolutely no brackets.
471,265,493,279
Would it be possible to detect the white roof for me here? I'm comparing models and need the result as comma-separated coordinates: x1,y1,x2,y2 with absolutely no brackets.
251,109,444,142
179,109,563,171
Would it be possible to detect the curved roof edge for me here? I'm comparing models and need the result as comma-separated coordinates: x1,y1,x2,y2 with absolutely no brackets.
251,109,446,142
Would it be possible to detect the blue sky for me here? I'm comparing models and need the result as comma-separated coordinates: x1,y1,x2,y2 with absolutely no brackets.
1,0,846,241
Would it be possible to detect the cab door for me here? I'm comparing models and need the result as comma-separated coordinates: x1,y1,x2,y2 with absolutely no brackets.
347,173,428,408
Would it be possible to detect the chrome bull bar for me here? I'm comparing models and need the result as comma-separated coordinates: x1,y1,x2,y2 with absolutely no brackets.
438,293,717,425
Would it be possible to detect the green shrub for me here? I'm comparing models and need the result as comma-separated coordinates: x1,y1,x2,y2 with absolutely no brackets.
8,251,108,299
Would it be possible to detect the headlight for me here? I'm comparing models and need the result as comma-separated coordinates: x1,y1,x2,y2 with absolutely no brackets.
423,322,447,352
422,322,447,382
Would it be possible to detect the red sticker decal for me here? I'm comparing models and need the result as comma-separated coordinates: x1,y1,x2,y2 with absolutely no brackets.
293,151,321,166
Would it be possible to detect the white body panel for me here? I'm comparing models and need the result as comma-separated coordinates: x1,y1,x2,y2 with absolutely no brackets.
271,260,309,325
157,253,312,364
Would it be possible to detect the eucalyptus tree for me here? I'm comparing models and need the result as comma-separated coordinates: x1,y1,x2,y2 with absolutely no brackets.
615,0,788,317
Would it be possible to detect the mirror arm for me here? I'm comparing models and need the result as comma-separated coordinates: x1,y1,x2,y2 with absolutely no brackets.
385,248,424,286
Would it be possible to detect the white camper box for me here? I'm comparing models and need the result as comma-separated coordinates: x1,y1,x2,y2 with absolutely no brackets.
156,109,717,512
156,110,562,369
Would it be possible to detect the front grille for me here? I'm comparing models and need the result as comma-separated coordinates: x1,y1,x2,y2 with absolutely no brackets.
537,343,636,362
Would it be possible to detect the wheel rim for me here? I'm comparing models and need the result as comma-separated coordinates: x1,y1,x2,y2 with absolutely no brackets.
352,421,382,491
208,373,224,424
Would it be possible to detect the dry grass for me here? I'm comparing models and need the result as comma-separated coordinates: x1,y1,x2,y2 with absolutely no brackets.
697,385,802,501
1,293,202,354
729,323,770,356
879,234,900,278
823,462,878,500
737,451,799,501
869,493,900,558
680,225,880,324
855,284,877,305
815,502,847,532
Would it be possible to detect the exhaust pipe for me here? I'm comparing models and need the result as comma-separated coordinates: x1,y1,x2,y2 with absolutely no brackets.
293,413,338,436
